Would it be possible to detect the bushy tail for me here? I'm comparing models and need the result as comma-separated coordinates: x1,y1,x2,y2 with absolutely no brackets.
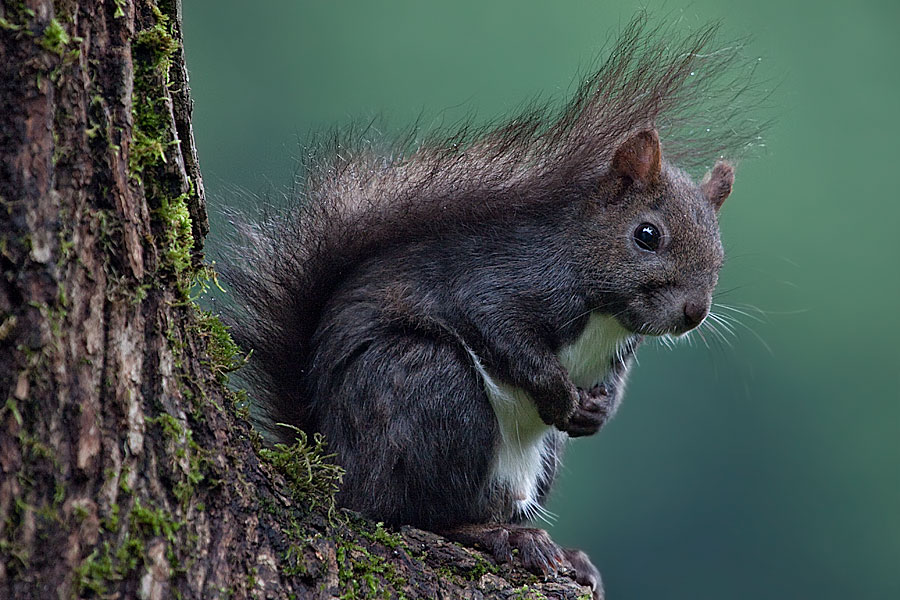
220,13,769,439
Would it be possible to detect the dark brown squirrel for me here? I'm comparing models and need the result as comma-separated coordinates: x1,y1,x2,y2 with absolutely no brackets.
223,15,763,599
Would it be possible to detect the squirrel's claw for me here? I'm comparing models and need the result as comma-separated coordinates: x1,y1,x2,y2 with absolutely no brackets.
563,548,605,600
441,524,566,578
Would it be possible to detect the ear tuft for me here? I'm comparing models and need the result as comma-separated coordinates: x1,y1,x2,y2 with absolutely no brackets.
611,129,661,186
701,161,734,210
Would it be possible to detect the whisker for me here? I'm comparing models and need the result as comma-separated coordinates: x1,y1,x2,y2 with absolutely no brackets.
532,501,558,525
713,302,767,323
712,310,774,356
693,327,710,349
557,307,596,331
702,318,733,349
706,312,737,337
712,284,753,299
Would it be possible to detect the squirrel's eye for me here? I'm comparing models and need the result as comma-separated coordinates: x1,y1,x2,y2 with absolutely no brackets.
633,222,662,251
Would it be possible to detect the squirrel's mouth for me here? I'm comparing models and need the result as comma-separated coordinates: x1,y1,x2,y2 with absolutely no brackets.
618,309,708,338
638,322,704,337
632,323,685,337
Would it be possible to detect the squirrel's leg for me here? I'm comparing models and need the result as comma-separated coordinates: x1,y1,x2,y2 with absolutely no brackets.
441,524,604,599
313,332,496,529
468,323,579,429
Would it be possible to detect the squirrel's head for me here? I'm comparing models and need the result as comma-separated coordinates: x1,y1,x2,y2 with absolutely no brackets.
579,129,734,336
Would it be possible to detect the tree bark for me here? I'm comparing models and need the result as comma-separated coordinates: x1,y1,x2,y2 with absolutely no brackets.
0,1,590,598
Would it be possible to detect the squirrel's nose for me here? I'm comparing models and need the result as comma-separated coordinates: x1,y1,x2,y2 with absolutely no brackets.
682,300,709,329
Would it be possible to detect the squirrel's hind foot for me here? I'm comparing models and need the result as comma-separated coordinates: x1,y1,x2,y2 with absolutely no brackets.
563,547,604,600
441,523,602,598
442,523,563,575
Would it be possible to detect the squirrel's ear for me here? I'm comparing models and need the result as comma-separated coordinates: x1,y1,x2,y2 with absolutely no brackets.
611,129,661,186
701,161,735,210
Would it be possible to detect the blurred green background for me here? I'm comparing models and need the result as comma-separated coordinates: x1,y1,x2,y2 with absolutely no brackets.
182,1,899,598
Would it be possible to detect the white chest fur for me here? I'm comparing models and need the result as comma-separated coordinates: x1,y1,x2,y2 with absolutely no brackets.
558,313,631,388
466,314,631,520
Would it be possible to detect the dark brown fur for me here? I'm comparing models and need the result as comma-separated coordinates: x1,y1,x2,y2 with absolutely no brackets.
224,16,764,435
221,14,765,598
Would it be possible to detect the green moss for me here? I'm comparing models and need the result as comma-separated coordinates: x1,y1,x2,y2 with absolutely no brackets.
103,503,120,531
358,521,405,551
146,412,183,441
58,235,74,266
53,481,65,506
132,283,150,304
18,430,56,464
37,18,70,55
146,412,210,510
471,553,500,579
156,0,178,19
435,549,499,583
196,309,245,384
126,6,210,313
130,500,181,545
259,428,344,518
128,8,179,179
25,299,67,341
129,129,174,178
118,466,132,495
73,536,145,595
336,540,408,600
155,191,194,291
0,17,22,31
231,388,251,421
511,585,549,600
246,566,258,591
1,499,31,570
279,542,312,578
73,544,115,595
73,504,90,522
74,495,186,594
133,11,178,72
3,397,23,426
56,281,68,307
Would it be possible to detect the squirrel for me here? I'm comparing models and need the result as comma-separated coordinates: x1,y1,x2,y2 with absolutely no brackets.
223,15,760,599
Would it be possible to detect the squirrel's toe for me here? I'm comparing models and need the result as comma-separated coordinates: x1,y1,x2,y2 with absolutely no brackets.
563,548,604,600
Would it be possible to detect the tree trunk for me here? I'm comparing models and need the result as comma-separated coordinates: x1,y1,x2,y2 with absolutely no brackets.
0,1,589,598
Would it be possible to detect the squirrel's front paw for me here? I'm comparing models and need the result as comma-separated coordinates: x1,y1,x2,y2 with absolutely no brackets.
534,380,580,429
558,384,614,437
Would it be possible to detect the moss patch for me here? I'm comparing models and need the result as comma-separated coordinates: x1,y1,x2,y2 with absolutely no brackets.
359,521,406,551
73,499,184,596
73,538,144,596
130,499,182,545
37,18,70,55
145,411,212,511
259,428,344,517
196,309,245,384
156,191,193,284
129,7,179,179
336,539,409,600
